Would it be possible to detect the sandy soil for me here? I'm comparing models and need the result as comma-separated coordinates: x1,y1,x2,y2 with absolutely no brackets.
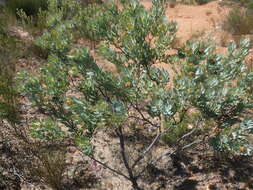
142,1,230,43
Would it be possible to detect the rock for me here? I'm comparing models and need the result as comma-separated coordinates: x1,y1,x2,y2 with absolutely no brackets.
228,169,236,179
238,182,247,190
9,26,34,42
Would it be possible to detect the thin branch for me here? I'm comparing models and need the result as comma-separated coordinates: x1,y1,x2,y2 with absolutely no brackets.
135,123,202,179
116,126,142,190
97,86,113,105
86,154,130,180
116,127,135,180
177,127,197,144
135,139,202,179
128,115,157,129
111,41,138,64
130,101,160,128
153,139,202,165
132,130,161,169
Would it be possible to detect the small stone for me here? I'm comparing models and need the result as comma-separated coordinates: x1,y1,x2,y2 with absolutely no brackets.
238,182,247,189
228,169,236,179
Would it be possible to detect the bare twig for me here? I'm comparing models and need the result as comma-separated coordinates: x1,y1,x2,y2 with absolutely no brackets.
135,120,202,179
116,126,142,190
130,101,160,128
86,154,130,180
135,138,202,179
12,166,33,185
153,139,202,165
132,130,161,169
177,127,197,144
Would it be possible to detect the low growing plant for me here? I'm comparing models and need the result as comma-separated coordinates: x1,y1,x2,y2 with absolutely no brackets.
0,16,19,124
223,6,253,35
195,0,212,5
32,148,67,190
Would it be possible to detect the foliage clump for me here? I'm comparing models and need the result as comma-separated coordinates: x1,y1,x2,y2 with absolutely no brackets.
16,0,253,189
175,39,253,155
6,0,48,16
223,7,253,36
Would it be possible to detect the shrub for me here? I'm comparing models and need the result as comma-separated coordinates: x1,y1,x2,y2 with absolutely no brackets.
161,112,202,145
19,0,253,189
247,0,253,9
223,7,253,35
6,0,48,16
79,0,103,5
180,0,213,5
0,15,21,188
195,0,212,5
233,0,253,10
174,39,253,156
32,148,67,190
168,0,177,8
0,16,19,123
